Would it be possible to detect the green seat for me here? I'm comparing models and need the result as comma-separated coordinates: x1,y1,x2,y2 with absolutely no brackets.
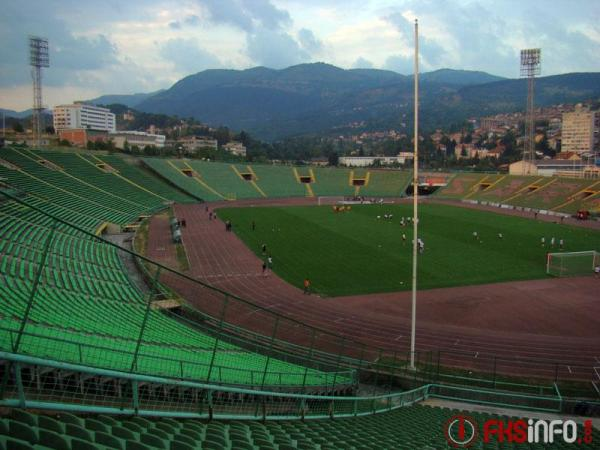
65,423,94,442
0,419,8,435
170,442,195,450
0,436,35,450
140,433,168,449
172,435,198,447
39,429,70,450
38,416,65,434
71,438,104,450
125,441,153,450
9,420,39,445
111,426,138,442
12,410,37,426
95,431,125,450
86,419,111,434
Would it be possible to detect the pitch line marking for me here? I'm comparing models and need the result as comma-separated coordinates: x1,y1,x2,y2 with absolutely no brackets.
394,335,403,341
594,356,600,364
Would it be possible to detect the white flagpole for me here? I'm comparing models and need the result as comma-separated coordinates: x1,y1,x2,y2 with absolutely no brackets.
410,18,419,370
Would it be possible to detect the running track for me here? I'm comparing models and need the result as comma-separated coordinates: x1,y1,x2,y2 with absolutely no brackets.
147,199,600,382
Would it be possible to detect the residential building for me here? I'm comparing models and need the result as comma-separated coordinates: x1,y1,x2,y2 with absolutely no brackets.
223,141,247,157
110,131,165,149
53,103,116,132
561,105,597,154
178,136,218,152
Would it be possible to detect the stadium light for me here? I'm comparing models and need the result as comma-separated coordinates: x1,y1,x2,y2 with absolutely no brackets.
519,48,541,174
410,19,419,370
29,36,50,148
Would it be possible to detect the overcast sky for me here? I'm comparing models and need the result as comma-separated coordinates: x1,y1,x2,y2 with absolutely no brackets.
1,0,599,110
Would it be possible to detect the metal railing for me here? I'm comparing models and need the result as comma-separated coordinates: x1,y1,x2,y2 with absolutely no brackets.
1,352,570,420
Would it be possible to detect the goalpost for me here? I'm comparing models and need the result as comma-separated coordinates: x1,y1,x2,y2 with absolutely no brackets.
546,251,600,277
317,196,346,206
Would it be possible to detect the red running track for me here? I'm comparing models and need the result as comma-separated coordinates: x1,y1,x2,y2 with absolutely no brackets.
148,199,600,382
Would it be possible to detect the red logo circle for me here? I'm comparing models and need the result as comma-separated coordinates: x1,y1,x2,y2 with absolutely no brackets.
444,415,479,448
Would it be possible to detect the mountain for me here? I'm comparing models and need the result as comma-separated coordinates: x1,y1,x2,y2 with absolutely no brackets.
0,108,32,119
419,68,505,85
0,108,52,119
85,90,164,108
136,63,600,140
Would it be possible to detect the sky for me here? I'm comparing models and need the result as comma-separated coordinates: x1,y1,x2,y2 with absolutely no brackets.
0,0,599,110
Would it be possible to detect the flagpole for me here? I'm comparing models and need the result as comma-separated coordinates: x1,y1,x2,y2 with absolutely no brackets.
410,18,419,370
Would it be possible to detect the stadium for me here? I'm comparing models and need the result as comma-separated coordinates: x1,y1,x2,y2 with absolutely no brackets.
1,145,599,449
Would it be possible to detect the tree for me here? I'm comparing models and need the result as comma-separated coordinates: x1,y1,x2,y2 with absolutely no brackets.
12,123,24,133
45,125,55,134
327,151,339,166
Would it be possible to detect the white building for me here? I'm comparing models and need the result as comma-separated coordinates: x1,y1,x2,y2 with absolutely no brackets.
110,131,165,149
339,153,413,167
53,103,116,132
223,141,247,157
561,105,598,154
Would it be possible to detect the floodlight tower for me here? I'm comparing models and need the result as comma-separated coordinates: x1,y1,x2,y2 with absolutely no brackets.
520,49,541,174
29,36,50,148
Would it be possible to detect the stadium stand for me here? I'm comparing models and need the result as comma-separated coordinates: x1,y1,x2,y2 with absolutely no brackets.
247,164,306,198
90,153,196,204
0,196,344,388
470,175,539,203
187,161,261,200
309,167,355,197
435,172,600,215
508,177,598,212
0,146,355,389
141,158,222,201
434,172,490,199
358,169,412,198
2,404,597,449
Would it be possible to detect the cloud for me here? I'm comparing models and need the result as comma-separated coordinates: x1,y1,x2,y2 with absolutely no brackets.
385,12,444,69
160,38,222,73
199,0,290,32
352,57,374,69
246,29,310,68
298,28,323,53
384,54,413,75
168,21,181,29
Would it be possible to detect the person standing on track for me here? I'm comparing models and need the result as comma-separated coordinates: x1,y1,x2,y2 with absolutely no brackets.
303,278,311,295
262,261,267,276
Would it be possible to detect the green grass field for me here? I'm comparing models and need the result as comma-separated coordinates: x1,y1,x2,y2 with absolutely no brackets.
217,204,600,297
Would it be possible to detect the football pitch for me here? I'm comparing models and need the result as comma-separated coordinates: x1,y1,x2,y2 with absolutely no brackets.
217,203,600,297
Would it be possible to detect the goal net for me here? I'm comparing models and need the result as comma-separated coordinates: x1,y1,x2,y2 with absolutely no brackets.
546,251,600,277
317,196,345,206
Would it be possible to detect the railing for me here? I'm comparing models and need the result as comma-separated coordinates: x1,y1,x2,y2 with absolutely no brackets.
1,353,572,420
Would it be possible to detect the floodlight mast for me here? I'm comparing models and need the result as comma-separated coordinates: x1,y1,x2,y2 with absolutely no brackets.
520,48,541,175
29,36,49,148
410,19,419,370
